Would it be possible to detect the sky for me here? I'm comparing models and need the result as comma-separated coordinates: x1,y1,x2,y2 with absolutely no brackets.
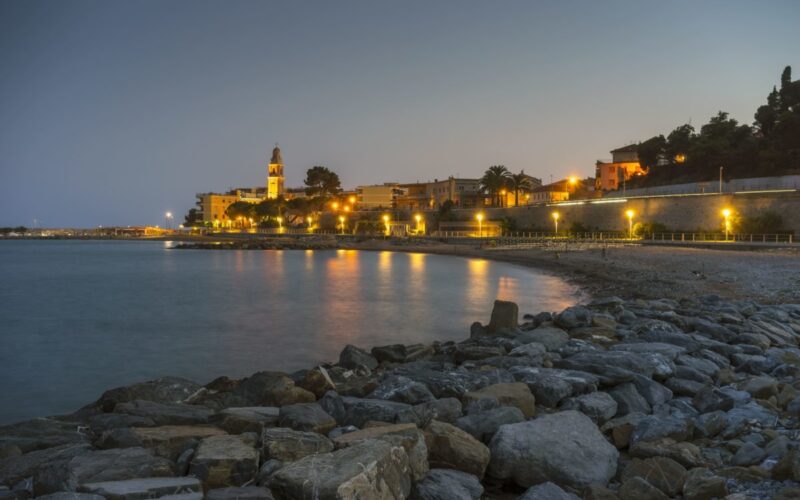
1,0,798,227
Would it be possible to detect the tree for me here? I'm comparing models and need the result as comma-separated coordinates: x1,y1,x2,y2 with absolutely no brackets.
304,166,342,198
637,135,666,170
508,170,533,206
479,165,510,207
183,208,202,227
254,197,285,222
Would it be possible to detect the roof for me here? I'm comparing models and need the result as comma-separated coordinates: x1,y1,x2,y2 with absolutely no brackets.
270,145,283,164
610,144,638,154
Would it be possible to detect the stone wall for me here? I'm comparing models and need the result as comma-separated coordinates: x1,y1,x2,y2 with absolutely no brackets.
450,191,800,234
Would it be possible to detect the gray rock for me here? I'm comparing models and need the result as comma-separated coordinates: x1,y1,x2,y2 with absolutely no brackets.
739,376,778,399
338,344,378,370
517,327,569,351
518,482,580,500
189,434,259,488
255,460,283,486
368,376,436,405
609,383,651,416
60,447,174,491
113,400,213,426
731,442,766,466
555,306,593,329
97,425,225,460
0,420,88,454
694,411,727,439
454,406,525,443
692,387,735,413
87,414,156,433
371,344,409,364
330,423,429,481
79,477,201,499
630,415,692,445
217,407,280,435
412,469,483,500
205,487,274,500
508,342,547,358
269,440,412,499
389,364,515,399
0,444,91,495
488,410,619,490
277,403,336,435
423,421,490,479
399,398,464,426
34,494,105,500
262,428,333,462
560,392,618,424
91,377,202,412
340,397,412,427
611,342,685,360
631,375,673,407
663,378,705,397
510,367,597,407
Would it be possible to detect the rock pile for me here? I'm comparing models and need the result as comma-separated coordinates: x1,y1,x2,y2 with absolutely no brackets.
2,295,800,499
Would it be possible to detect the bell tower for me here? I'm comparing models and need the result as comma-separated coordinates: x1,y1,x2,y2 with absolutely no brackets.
267,144,284,199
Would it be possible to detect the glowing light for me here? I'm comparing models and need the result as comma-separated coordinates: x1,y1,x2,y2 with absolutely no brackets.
475,213,484,238
625,210,635,239
552,211,559,236
332,202,339,211
344,205,350,212
348,195,356,204
568,177,577,185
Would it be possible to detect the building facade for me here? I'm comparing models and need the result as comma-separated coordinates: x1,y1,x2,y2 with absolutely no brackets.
267,145,285,199
595,145,647,192
355,183,406,208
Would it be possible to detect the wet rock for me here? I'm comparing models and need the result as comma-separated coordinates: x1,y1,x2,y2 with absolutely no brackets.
392,364,515,399
462,383,535,418
508,342,546,358
233,372,315,407
618,476,668,500
488,411,618,490
555,306,592,329
629,438,703,468
487,300,519,333
630,415,692,446
519,482,580,499
205,486,274,500
411,468,482,500
516,326,569,351
609,383,651,416
262,428,333,462
340,396,412,427
331,423,428,481
112,400,214,426
79,477,201,499
510,367,597,407
611,342,685,360
731,442,766,466
692,386,735,413
0,444,90,494
454,406,525,443
91,377,202,413
682,467,728,500
269,440,412,499
739,376,779,399
560,392,618,424
368,376,436,405
296,366,336,399
97,425,225,460
694,411,726,439
620,457,686,497
217,407,279,435
453,345,506,364
87,414,156,433
0,420,88,454
338,344,378,370
663,378,704,397
189,434,259,488
371,344,409,364
631,375,673,407
397,398,464,426
277,403,336,435
423,421,490,479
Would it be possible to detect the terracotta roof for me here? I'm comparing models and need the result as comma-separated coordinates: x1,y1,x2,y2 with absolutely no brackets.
610,144,638,154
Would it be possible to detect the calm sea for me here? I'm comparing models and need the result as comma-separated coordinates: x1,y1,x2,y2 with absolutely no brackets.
0,240,577,424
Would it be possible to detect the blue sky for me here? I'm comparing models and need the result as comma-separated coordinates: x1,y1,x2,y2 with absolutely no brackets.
1,0,798,227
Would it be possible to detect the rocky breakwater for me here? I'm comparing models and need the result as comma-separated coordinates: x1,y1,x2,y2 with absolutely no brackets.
173,236,339,251
2,296,800,499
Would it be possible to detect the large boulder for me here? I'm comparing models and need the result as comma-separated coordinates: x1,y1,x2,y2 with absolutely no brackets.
331,423,428,481
234,372,316,407
338,345,378,371
487,300,519,333
269,440,412,499
112,400,214,426
560,392,618,424
0,419,89,454
412,469,483,500
423,421,490,479
97,425,226,460
262,428,333,462
189,434,259,489
79,477,201,499
510,367,598,407
462,383,535,418
516,327,569,351
519,482,581,500
620,457,686,497
217,407,279,435
488,411,619,490
277,403,336,435
0,444,91,495
91,377,202,412
454,406,525,443
206,486,275,500
368,376,436,405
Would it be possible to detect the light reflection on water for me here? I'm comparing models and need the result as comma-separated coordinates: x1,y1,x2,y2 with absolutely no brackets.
0,240,578,423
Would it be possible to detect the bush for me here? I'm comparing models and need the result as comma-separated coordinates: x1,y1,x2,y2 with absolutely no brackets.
737,211,785,234
633,221,668,237
569,222,589,234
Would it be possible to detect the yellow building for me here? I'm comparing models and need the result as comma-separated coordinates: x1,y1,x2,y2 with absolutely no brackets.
355,183,405,208
267,145,285,199
595,145,647,192
197,193,242,227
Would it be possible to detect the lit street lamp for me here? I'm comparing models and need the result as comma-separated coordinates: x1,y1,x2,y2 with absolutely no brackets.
307,216,313,232
277,216,283,233
625,210,635,239
165,212,173,229
415,214,422,235
332,202,339,211
348,195,356,205
476,213,484,237
552,212,559,236
339,215,346,235
382,214,390,236
722,209,731,241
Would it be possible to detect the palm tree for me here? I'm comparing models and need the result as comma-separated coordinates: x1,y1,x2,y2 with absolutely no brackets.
480,165,511,207
508,170,533,207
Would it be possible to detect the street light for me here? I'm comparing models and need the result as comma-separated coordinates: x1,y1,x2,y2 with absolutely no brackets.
722,209,731,241
332,202,339,211
500,189,506,207
306,216,313,232
476,213,484,238
338,215,346,235
348,195,356,205
415,214,422,235
276,216,283,233
343,205,350,212
165,212,173,229
552,212,559,236
382,214,390,236
625,209,635,239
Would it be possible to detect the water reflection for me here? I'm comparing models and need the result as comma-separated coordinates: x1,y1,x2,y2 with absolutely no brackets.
467,258,489,304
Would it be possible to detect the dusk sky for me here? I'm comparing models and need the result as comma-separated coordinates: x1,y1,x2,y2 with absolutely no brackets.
1,0,798,227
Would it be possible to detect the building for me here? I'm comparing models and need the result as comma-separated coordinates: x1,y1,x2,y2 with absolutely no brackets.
355,183,406,209
195,192,244,227
395,183,429,211
595,145,647,192
529,183,570,203
267,145,285,199
500,174,543,206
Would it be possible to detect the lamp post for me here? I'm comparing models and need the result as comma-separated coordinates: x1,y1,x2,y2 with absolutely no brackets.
625,210,634,239
476,213,484,238
552,212,559,236
332,202,339,211
307,216,313,232
383,214,390,236
415,214,422,235
339,215,345,235
500,189,506,208
276,216,283,233
722,209,731,241
165,212,173,229
719,167,724,193
348,195,356,206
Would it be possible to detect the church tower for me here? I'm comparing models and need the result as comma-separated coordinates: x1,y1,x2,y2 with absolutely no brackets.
267,144,284,199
